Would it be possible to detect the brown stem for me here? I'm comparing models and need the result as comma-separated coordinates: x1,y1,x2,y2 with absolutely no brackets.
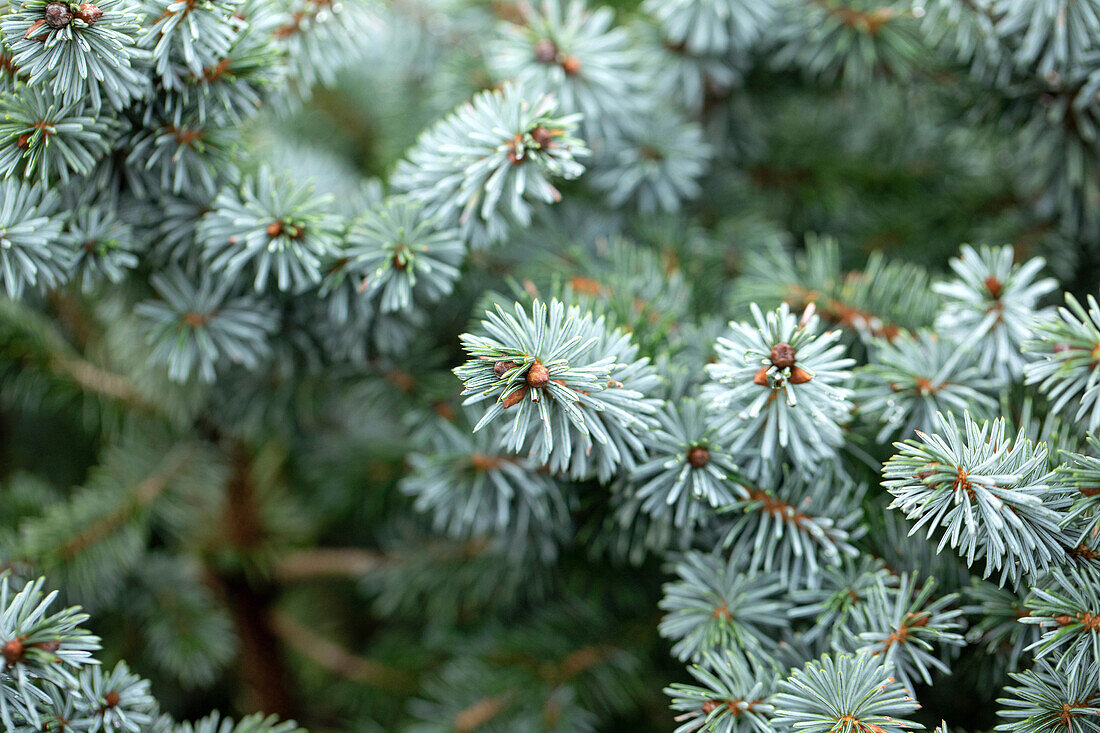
269,609,414,691
212,442,294,717
273,548,384,582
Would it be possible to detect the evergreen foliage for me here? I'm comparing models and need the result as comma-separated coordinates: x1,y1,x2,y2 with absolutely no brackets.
4,0,1100,730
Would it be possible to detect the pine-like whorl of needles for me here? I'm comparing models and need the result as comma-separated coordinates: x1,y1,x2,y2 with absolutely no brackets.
883,411,1072,586
0,574,101,731
996,658,1100,733
392,83,588,248
589,109,711,214
932,244,1056,382
135,268,278,383
0,180,71,298
658,551,789,662
66,204,140,293
138,0,245,89
454,298,657,471
770,0,924,87
856,329,1001,442
487,0,644,143
843,573,965,689
702,302,855,476
641,0,774,56
1024,293,1100,432
400,416,571,563
126,115,239,196
721,467,865,587
1020,564,1100,674
1,0,146,111
627,398,744,533
664,649,776,733
1056,434,1100,545
771,652,922,733
0,90,118,184
343,196,465,314
788,555,897,645
76,661,157,733
199,166,341,292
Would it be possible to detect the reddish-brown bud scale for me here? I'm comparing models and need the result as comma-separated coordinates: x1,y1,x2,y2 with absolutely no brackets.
788,366,813,384
266,220,283,237
686,446,710,468
769,342,797,369
45,2,72,28
24,19,47,38
493,361,518,377
74,3,103,24
984,276,1003,299
501,386,528,408
104,691,121,708
560,55,581,75
526,360,550,388
2,639,24,665
701,700,720,715
753,367,769,386
530,126,554,149
33,640,61,653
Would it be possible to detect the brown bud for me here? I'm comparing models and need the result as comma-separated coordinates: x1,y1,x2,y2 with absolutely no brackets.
16,133,31,149
74,3,103,24
533,38,558,63
24,18,46,38
266,220,284,237
788,366,813,384
686,446,710,468
501,386,528,408
769,342,797,369
701,700,720,715
526,360,550,387
45,2,72,28
530,125,554,149
984,276,1002,299
2,639,24,665
560,55,581,75
493,360,518,377
104,691,120,708
753,367,769,386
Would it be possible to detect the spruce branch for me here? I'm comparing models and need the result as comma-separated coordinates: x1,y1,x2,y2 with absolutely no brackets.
883,411,1072,586
771,651,923,733
1024,293,1100,433
721,467,865,587
658,551,789,662
665,649,777,733
856,330,1002,442
1,0,146,111
0,179,71,298
135,267,279,383
343,196,465,314
844,573,965,689
199,166,342,292
702,302,855,478
1021,564,1100,675
995,658,1100,733
0,89,117,185
627,398,745,534
454,298,658,474
392,83,588,248
487,0,645,142
932,244,1056,382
